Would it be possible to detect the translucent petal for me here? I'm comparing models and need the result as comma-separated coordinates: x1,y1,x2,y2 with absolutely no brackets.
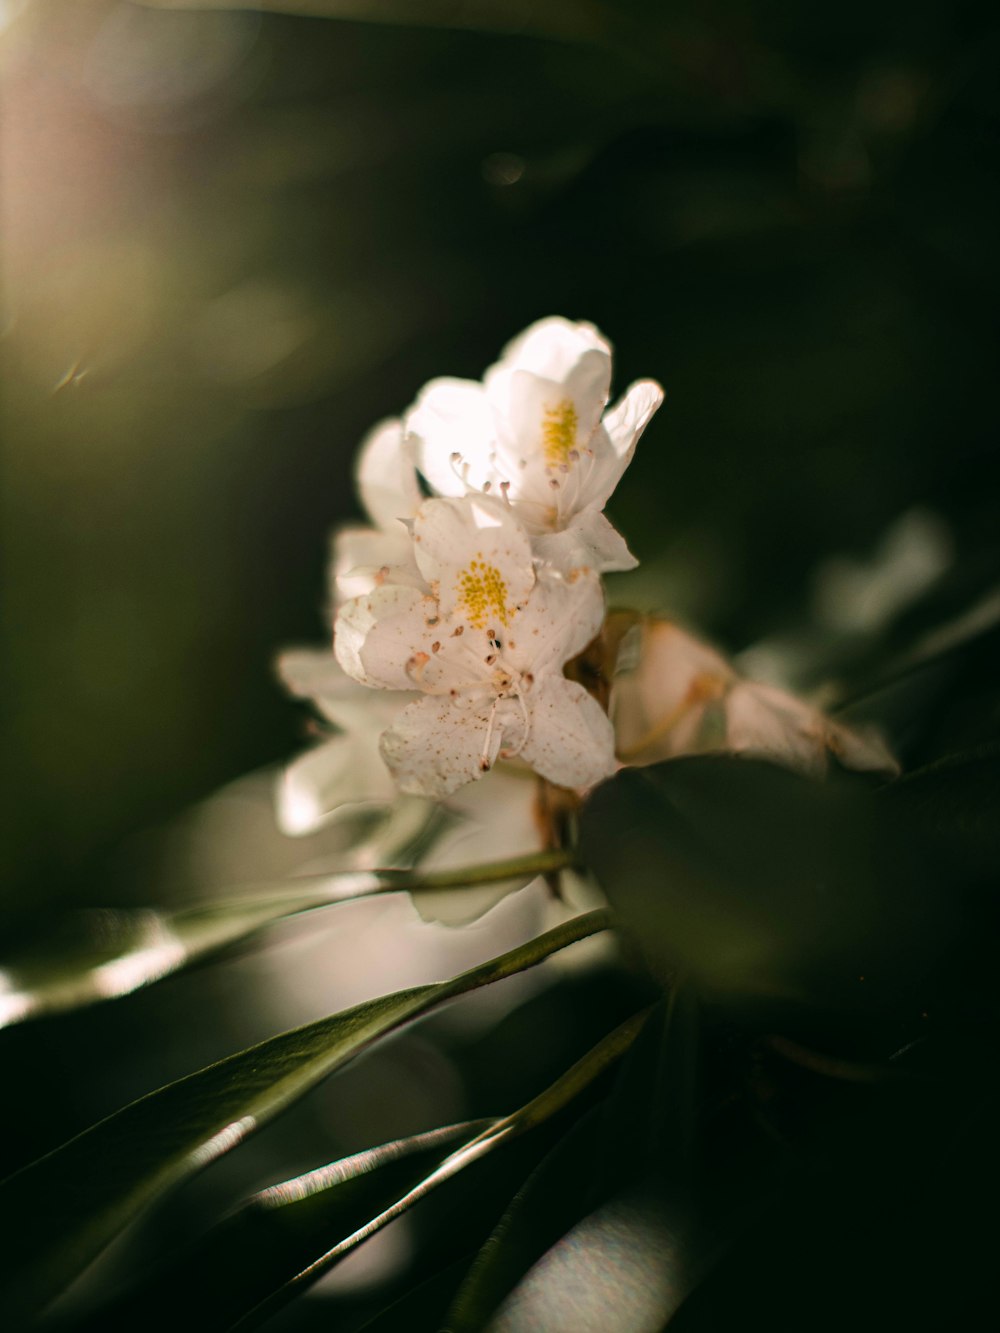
611,620,733,764
492,316,611,382
728,683,899,777
278,648,414,732
277,648,348,705
491,356,610,462
406,377,496,496
725,682,829,777
355,418,422,532
334,584,437,691
519,676,617,791
533,509,638,574
586,379,664,510
276,729,398,836
825,719,900,775
414,766,545,924
277,738,353,835
331,524,418,603
603,379,665,459
509,568,606,675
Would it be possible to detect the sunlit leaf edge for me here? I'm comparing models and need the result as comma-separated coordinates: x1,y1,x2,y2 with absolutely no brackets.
0,905,612,1325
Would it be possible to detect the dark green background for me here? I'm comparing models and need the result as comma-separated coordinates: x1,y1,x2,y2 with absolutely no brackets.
4,0,998,912
1,1,998,1326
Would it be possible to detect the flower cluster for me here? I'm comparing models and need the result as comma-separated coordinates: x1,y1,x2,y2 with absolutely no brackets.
278,316,895,837
331,317,663,801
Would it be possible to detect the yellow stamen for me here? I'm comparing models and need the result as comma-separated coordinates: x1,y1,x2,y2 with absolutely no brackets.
541,399,578,466
456,555,513,629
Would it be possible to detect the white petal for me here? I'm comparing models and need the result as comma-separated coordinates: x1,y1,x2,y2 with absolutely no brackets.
380,694,521,798
586,379,665,510
492,316,611,382
490,356,610,462
334,584,438,691
443,764,542,856
519,676,617,791
533,509,638,574
405,377,497,496
277,648,347,703
276,731,397,835
278,647,416,732
331,523,419,603
824,719,899,776
509,567,606,675
725,682,829,777
603,379,665,458
412,496,535,625
277,739,351,835
611,619,733,764
414,766,545,924
355,418,422,533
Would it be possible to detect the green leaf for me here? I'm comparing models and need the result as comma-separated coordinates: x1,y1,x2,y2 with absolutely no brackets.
474,1190,688,1332
78,1007,647,1331
0,848,573,1028
71,1121,490,1330
0,906,611,1326
359,1258,477,1333
445,990,699,1330
582,757,955,1017
443,1106,607,1332
883,742,1000,879
231,1008,647,1329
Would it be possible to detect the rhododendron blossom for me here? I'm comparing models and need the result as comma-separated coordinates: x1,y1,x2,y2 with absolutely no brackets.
611,618,898,777
334,495,617,798
405,317,663,574
279,312,896,837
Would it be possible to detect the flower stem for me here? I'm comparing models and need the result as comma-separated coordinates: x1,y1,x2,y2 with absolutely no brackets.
377,845,578,894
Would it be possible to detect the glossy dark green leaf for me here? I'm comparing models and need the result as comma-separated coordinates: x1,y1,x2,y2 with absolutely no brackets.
483,1189,688,1331
233,1008,647,1329
667,1070,1000,1333
446,990,700,1330
443,1107,607,1332
0,849,571,1028
583,757,955,1017
0,907,611,1326
79,1006,646,1331
359,1257,477,1333
71,1121,489,1330
882,742,1000,879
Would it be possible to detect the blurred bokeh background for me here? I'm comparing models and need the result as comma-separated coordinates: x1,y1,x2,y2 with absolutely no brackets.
4,0,999,917
2,0,999,1324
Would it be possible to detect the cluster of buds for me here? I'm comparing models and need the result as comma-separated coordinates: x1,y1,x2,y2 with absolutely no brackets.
279,318,895,836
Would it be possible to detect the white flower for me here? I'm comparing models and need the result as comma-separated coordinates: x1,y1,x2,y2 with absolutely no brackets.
332,418,423,604
275,648,414,834
335,495,617,798
612,618,898,777
405,317,663,574
275,647,592,926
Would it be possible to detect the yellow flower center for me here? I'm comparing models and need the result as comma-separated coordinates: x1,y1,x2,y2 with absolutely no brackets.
456,556,512,629
541,399,578,466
